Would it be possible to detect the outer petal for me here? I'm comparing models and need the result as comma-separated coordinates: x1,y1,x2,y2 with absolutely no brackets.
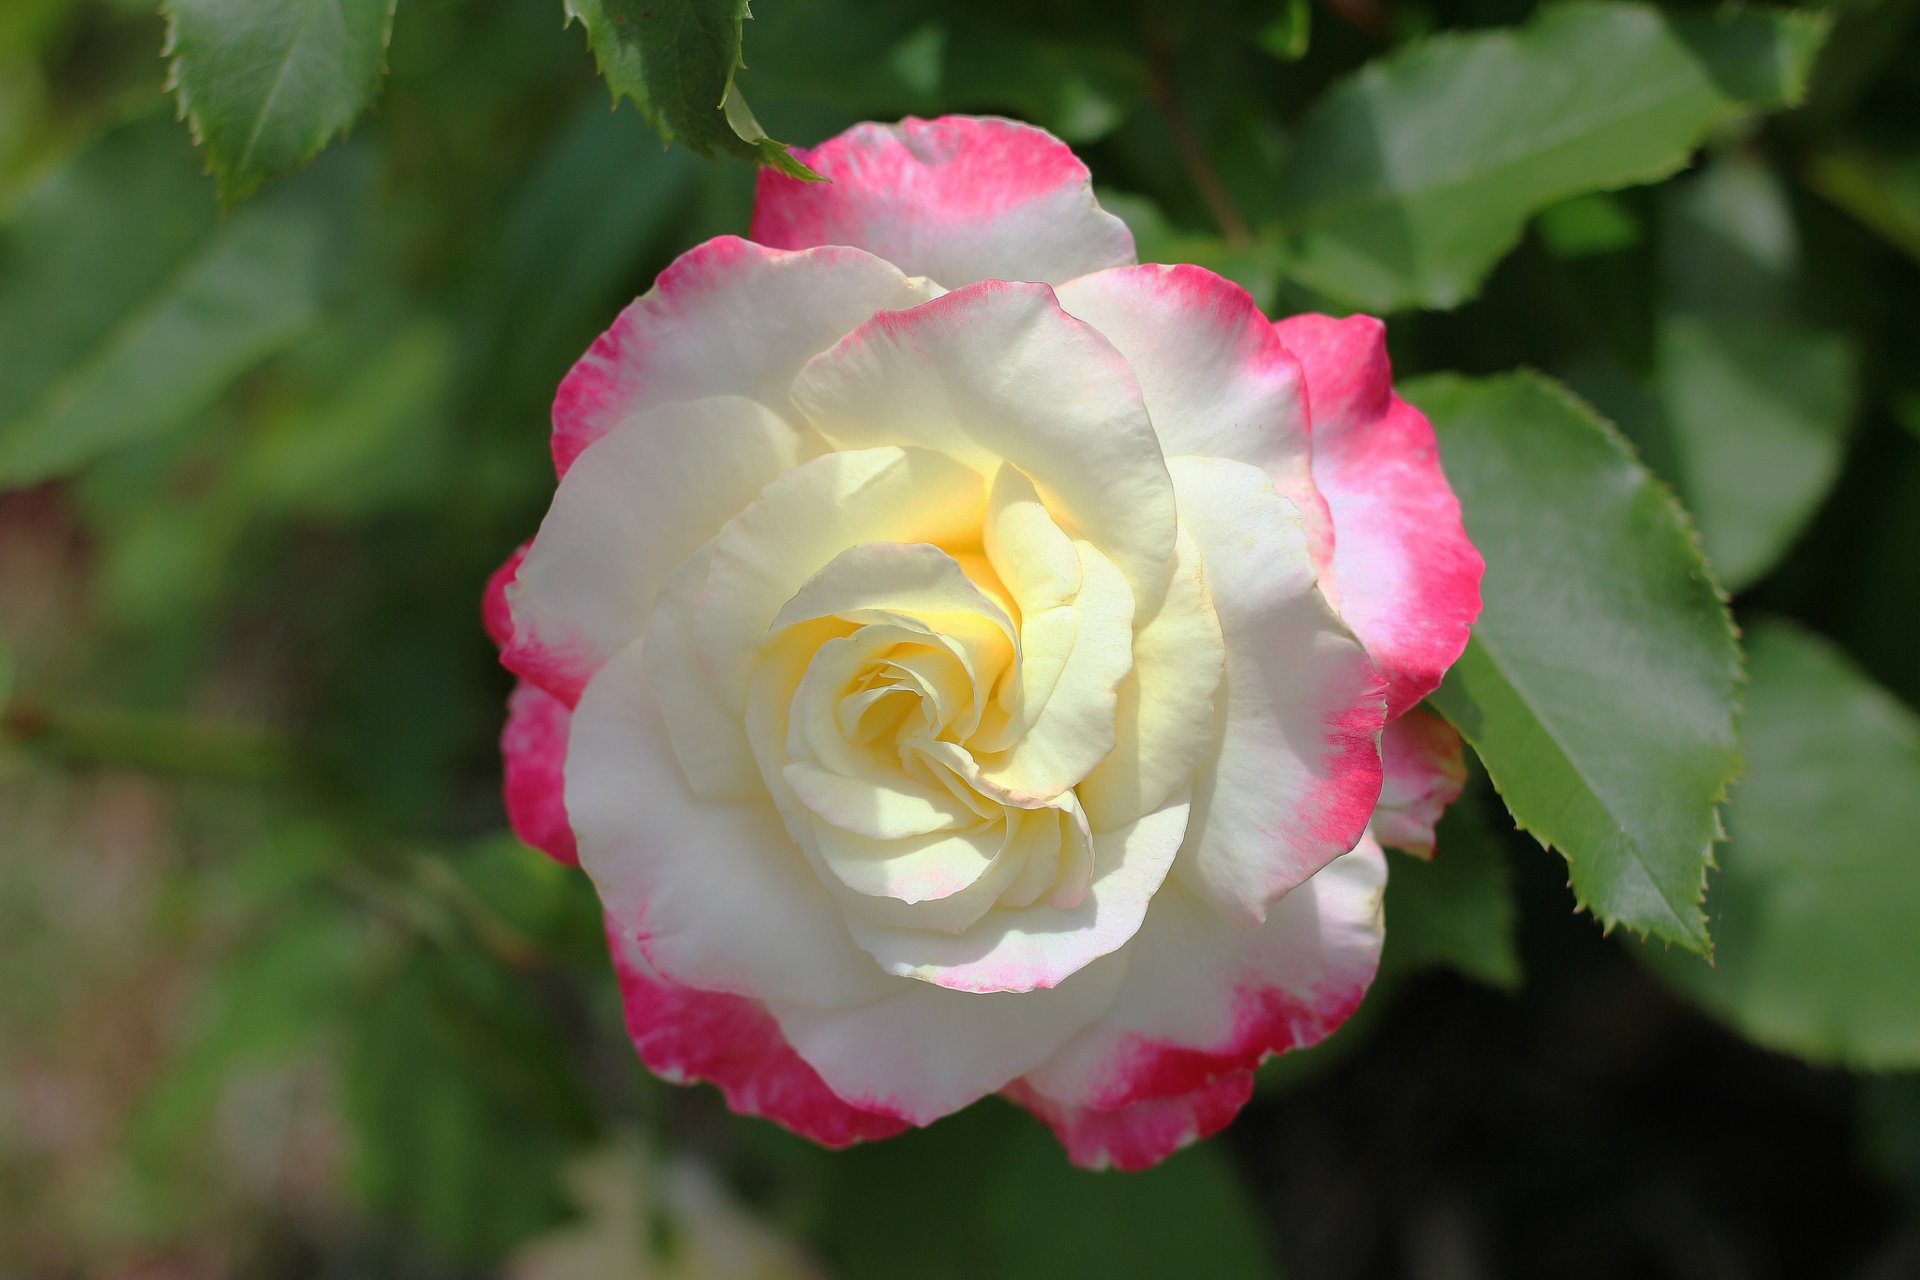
767,953,1125,1126
1374,708,1467,858
483,542,528,653
1018,839,1386,1113
1276,313,1483,718
501,681,578,866
752,116,1135,288
609,931,909,1147
507,396,802,706
1002,1072,1253,1173
1169,456,1386,923
568,639,897,1010
792,281,1177,615
1056,264,1332,562
552,236,937,476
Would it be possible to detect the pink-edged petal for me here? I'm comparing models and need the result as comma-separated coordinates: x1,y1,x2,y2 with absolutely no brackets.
1056,264,1333,563
609,930,909,1147
752,116,1135,288
791,280,1176,615
1374,707,1467,858
552,235,935,476
1276,313,1484,718
767,954,1126,1126
501,680,578,866
1021,839,1385,1113
1168,456,1385,923
507,395,803,707
483,543,528,653
568,639,897,1010
1003,1071,1254,1173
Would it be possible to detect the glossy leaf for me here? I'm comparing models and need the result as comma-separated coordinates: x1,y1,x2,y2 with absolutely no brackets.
1273,3,1829,311
1411,372,1743,953
1648,621,1920,1068
564,0,819,179
164,0,396,203
0,118,369,489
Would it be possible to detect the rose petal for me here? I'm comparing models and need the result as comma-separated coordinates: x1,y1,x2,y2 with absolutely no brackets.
1168,456,1386,923
792,280,1177,616
552,236,937,476
1058,264,1332,562
1019,839,1386,1112
842,795,1191,994
568,639,897,1009
1002,1071,1254,1173
1276,313,1484,718
508,395,802,706
482,543,528,653
609,930,909,1147
751,116,1135,288
766,952,1126,1126
1077,524,1225,832
1373,707,1468,858
501,680,577,866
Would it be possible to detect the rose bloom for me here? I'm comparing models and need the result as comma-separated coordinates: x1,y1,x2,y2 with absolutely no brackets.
484,117,1482,1170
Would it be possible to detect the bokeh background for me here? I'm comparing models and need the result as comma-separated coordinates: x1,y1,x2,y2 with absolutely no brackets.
4,0,1920,1276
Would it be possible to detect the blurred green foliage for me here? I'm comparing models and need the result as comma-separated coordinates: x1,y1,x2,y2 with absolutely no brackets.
3,0,1920,1275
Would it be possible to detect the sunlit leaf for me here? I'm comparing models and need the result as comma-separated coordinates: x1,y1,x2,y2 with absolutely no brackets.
564,0,820,179
1412,372,1743,953
164,0,396,203
1273,3,1829,310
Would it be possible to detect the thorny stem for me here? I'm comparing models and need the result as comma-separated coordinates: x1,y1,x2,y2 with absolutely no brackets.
1138,0,1254,251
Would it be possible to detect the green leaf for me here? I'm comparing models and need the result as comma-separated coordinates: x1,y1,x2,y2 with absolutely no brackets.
1807,147,1920,267
1381,788,1521,990
1272,3,1830,311
564,0,820,179
164,0,396,203
1570,152,1857,591
1411,372,1743,953
347,944,597,1259
1646,621,1920,1068
0,117,370,489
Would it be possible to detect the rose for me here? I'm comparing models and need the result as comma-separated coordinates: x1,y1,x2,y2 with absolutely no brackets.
484,116,1482,1170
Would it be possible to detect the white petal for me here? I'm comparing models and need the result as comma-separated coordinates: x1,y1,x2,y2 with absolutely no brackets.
568,640,896,1009
1168,456,1386,924
790,281,1177,614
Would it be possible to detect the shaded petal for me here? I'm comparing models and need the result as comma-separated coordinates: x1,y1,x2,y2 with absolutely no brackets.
1020,840,1386,1112
568,640,897,1009
767,953,1126,1126
501,680,577,866
1002,1072,1253,1173
751,116,1135,288
1373,707,1467,858
552,235,937,475
609,930,909,1147
1078,524,1225,832
793,280,1176,614
1169,456,1386,923
508,396,801,705
1276,313,1484,718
